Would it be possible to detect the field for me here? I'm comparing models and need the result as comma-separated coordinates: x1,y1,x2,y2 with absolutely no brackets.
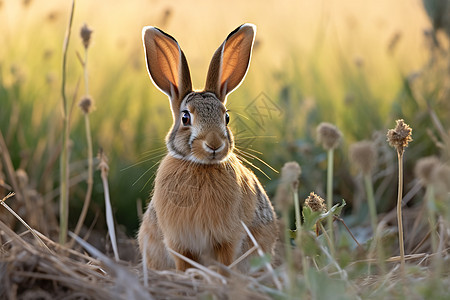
0,0,449,299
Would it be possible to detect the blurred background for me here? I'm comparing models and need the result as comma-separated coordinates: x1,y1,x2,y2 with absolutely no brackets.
0,0,448,237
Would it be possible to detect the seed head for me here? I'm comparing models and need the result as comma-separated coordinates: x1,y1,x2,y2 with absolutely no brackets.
80,23,93,49
16,169,29,187
349,141,377,175
386,119,412,154
274,161,301,211
414,156,440,185
432,163,450,198
281,161,302,189
316,122,342,150
79,96,93,114
304,192,327,213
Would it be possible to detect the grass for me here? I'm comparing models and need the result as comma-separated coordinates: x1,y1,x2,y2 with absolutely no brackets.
1,0,450,298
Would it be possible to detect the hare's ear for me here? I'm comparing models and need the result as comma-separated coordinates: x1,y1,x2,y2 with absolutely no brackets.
142,26,192,110
205,23,256,103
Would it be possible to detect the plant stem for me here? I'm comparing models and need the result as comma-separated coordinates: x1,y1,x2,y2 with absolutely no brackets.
396,151,405,272
364,174,386,273
426,186,437,254
59,0,75,244
293,186,301,232
364,174,378,236
71,48,93,246
99,151,119,261
84,48,89,95
282,207,295,291
326,149,335,256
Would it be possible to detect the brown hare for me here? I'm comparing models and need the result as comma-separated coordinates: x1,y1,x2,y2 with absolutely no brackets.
138,23,277,273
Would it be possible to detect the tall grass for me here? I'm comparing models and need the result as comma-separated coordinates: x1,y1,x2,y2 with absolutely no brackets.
59,0,75,244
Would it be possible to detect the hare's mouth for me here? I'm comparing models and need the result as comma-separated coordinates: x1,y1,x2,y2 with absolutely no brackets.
187,140,230,164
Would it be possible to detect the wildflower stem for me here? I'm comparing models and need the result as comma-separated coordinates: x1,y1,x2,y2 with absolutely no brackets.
293,186,301,231
326,149,335,256
282,206,295,290
59,0,75,244
83,48,89,95
364,174,386,273
364,174,377,238
426,185,437,255
396,151,405,272
71,47,94,246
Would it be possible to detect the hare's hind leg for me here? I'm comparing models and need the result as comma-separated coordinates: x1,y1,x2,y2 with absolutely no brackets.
138,202,174,270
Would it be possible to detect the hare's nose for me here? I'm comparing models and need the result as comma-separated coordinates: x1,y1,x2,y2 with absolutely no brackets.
203,141,225,153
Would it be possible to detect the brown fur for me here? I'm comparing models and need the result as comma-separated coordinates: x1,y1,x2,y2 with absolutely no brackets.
140,154,277,271
138,24,278,273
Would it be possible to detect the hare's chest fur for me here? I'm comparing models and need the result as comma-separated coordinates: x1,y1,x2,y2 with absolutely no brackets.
152,155,257,252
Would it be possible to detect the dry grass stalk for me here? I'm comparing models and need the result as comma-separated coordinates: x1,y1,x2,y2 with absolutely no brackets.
387,119,413,273
72,22,95,246
98,149,119,261
241,220,282,291
0,192,52,253
59,0,76,244
0,130,24,203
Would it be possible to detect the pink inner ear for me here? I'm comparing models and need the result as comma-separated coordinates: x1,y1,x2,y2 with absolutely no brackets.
220,38,244,87
215,27,254,100
154,35,181,94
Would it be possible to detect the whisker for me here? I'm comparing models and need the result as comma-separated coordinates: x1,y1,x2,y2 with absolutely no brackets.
235,148,278,174
236,155,271,180
229,111,251,121
132,160,161,187
234,135,277,140
235,146,263,155
138,150,166,160
139,146,167,157
121,152,166,171
140,171,158,192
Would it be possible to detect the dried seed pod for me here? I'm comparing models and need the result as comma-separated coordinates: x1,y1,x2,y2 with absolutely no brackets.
304,192,327,213
349,141,377,175
316,122,342,150
386,119,412,154
80,23,93,49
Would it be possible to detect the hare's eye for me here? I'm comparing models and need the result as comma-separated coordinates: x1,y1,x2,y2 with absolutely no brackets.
181,111,191,126
225,112,230,125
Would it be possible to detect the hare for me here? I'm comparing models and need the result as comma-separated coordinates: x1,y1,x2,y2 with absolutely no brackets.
138,23,278,273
